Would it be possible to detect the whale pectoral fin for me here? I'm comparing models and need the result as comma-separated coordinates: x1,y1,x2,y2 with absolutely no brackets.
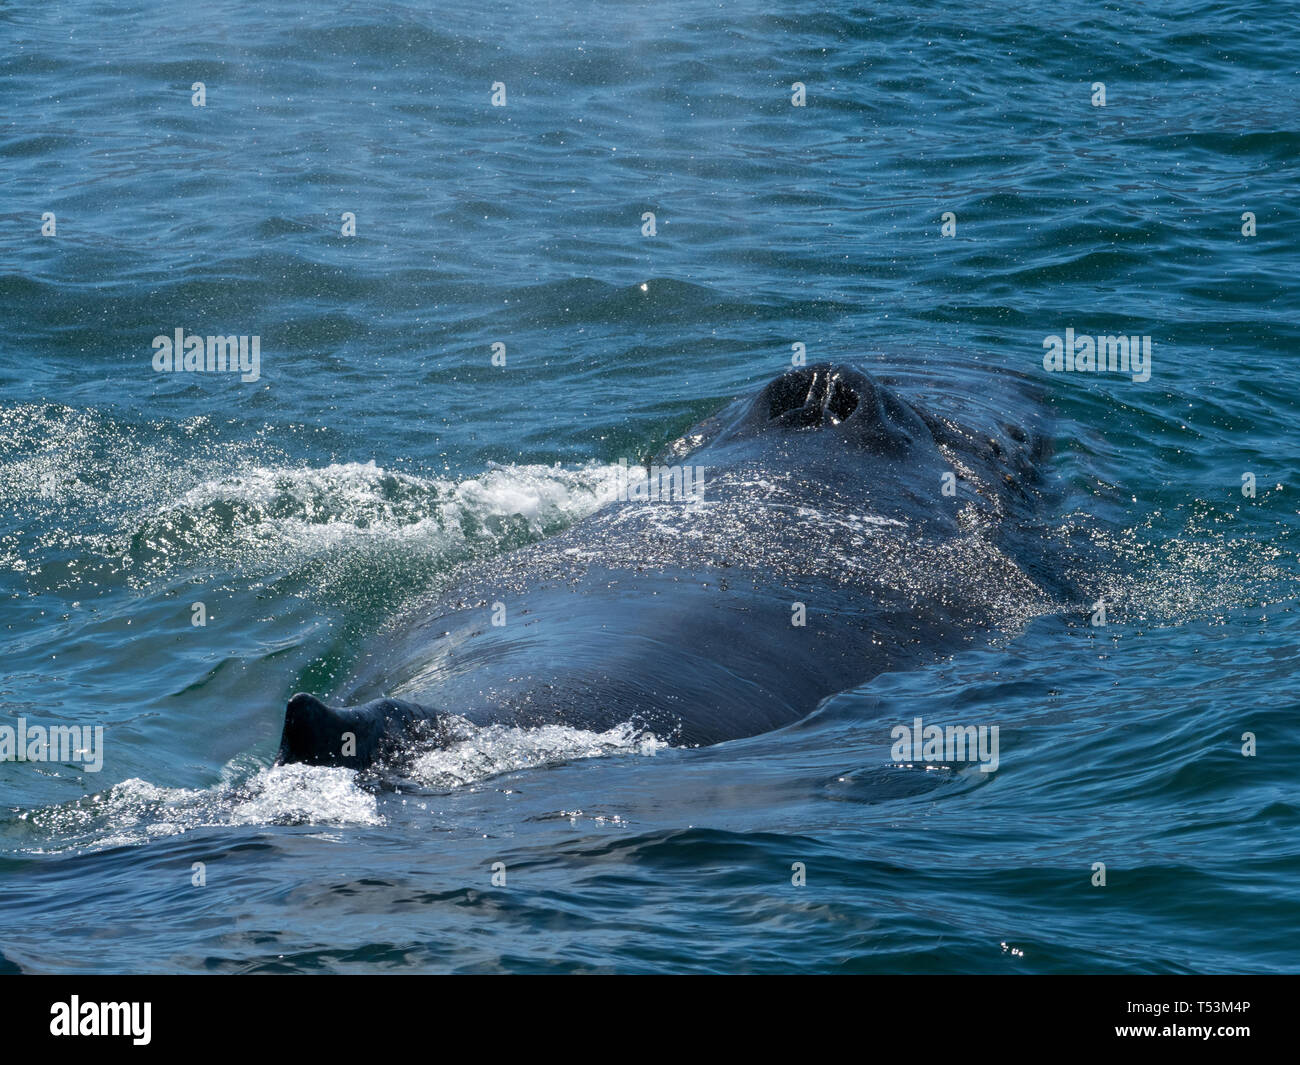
276,693,350,767
276,692,441,769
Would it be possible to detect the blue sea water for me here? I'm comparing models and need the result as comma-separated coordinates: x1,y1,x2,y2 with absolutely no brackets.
1,0,1298,973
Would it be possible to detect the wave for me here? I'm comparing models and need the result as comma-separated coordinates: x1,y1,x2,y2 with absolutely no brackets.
0,402,630,605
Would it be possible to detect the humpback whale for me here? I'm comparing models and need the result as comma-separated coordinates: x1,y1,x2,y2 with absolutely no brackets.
277,363,1055,769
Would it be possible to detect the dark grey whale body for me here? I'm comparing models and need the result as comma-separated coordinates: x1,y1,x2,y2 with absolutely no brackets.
277,363,1055,769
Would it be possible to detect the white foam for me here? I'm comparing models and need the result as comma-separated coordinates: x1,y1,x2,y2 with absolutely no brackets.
16,762,383,853
404,718,665,789
167,458,627,555
0,403,632,585
9,720,665,853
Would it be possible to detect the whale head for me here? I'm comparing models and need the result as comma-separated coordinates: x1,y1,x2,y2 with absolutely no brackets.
654,361,1048,531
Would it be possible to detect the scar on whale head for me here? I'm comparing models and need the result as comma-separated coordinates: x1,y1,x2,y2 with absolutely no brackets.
277,362,1054,770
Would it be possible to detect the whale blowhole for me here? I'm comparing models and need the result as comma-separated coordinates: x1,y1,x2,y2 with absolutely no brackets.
763,365,864,426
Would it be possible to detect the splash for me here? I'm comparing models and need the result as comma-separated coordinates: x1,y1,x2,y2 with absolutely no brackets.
6,759,382,854
147,458,629,569
399,717,665,790
2,720,665,853
0,401,628,606
1053,499,1295,625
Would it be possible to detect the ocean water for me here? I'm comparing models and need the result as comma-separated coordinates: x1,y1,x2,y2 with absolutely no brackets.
1,0,1298,974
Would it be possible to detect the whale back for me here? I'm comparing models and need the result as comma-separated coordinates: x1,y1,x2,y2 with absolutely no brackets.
319,363,1063,756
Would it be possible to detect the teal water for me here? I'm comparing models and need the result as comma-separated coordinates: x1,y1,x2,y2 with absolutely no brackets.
1,0,1297,973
